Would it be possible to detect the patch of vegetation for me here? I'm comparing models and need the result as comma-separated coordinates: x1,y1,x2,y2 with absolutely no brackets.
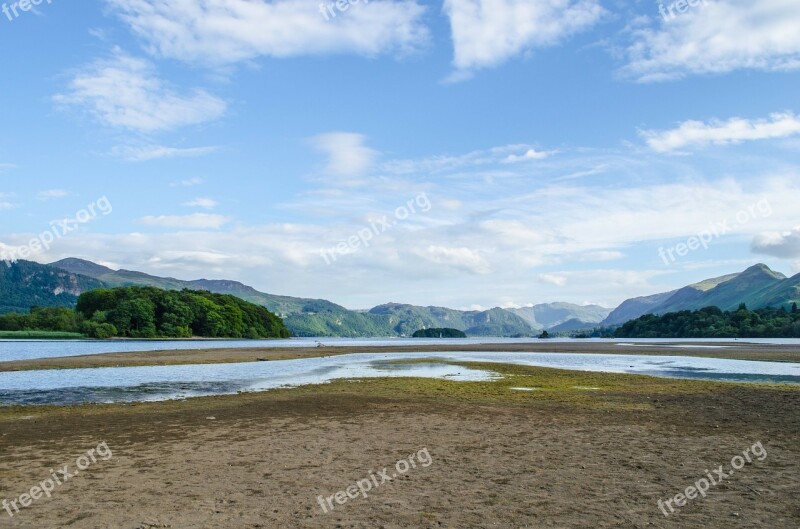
0,330,85,339
616,304,800,338
412,328,467,338
0,286,290,339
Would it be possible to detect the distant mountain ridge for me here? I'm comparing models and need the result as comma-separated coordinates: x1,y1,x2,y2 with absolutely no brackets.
602,264,800,326
47,258,611,337
509,303,612,331
9,258,793,337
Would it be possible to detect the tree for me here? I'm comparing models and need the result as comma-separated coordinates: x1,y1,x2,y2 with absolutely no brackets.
792,302,798,314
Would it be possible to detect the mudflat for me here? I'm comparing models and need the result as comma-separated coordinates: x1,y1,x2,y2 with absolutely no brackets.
0,363,798,528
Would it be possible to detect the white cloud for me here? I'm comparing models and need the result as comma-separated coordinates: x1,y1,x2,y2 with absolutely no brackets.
311,132,378,177
444,0,604,73
413,245,491,274
107,0,429,66
0,202,15,210
752,226,800,258
642,112,800,153
16,139,800,309
54,50,227,132
138,213,230,229
383,143,553,174
538,273,567,286
36,189,69,200
578,251,624,262
112,144,220,162
502,148,552,163
170,177,205,187
183,198,218,209
621,0,800,82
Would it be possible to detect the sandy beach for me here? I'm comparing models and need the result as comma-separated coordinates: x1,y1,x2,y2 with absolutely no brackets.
0,348,799,528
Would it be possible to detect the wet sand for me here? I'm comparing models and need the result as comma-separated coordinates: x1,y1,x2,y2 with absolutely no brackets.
0,362,798,528
2,340,799,372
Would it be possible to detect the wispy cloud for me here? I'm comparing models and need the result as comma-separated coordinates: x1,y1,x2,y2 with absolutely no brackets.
54,49,227,132
538,273,567,286
138,213,230,229
621,0,800,82
37,189,69,200
112,144,220,162
170,177,204,188
183,198,218,209
107,0,429,66
383,143,554,174
642,112,800,153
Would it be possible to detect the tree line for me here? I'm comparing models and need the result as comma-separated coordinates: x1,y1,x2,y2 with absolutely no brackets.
614,304,800,338
0,286,290,339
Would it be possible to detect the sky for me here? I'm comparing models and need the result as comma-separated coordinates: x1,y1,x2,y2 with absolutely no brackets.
1,0,800,311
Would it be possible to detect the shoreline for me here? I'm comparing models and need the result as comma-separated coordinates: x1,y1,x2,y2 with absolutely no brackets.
2,341,800,372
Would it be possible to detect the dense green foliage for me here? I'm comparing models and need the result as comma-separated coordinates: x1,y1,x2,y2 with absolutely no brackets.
615,304,800,338
0,307,82,333
76,287,290,339
412,328,467,338
0,286,289,339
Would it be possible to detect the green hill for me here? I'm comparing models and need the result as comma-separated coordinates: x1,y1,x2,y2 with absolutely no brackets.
602,264,800,325
0,260,105,314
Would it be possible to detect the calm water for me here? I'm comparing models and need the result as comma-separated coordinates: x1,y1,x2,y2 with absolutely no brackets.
1,352,798,406
1,337,799,362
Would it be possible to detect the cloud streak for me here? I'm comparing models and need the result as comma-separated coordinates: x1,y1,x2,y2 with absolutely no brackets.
642,112,800,153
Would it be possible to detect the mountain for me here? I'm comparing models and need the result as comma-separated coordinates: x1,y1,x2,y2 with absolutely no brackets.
602,264,800,326
368,303,536,337
50,258,598,337
601,291,678,327
52,258,390,337
0,260,105,314
509,303,612,330
40,258,800,337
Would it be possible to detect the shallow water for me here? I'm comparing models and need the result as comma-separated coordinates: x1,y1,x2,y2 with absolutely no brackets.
1,352,798,406
1,337,799,362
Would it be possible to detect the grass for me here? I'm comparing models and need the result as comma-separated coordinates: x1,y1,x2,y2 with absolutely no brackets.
0,330,85,339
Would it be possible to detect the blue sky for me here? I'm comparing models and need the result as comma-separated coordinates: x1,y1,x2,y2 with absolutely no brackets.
1,0,800,310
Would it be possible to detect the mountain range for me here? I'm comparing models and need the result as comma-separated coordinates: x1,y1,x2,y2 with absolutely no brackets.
601,264,800,325
2,258,797,337
29,258,612,337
